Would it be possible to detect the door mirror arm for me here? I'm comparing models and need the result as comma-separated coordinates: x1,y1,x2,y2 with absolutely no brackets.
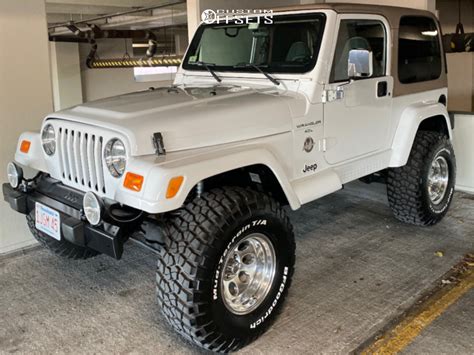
336,79,354,88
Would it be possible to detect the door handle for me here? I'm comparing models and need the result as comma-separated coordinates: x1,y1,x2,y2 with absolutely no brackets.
377,81,388,97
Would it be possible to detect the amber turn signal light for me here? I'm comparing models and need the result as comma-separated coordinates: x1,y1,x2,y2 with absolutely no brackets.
20,140,31,153
166,176,184,199
123,172,144,192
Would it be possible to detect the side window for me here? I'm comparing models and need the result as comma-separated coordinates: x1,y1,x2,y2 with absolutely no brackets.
398,16,441,84
330,19,387,83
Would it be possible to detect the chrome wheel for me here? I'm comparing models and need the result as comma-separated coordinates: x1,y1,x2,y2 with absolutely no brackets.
221,233,276,315
428,155,449,205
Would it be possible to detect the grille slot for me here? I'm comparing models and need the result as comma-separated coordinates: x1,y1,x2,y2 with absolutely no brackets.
57,127,106,194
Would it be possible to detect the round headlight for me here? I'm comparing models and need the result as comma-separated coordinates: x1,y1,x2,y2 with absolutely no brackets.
83,191,102,226
42,124,56,156
104,138,127,178
7,162,23,189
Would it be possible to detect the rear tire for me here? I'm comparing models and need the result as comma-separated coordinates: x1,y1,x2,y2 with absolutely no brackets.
387,131,456,226
26,211,99,260
156,187,295,352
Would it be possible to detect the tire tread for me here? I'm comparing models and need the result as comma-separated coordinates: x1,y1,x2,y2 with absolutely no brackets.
387,131,454,226
156,186,295,352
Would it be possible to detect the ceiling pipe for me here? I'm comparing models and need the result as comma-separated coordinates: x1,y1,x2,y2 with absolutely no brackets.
49,26,186,42
78,26,166,68
51,26,159,41
59,22,161,68
84,34,160,68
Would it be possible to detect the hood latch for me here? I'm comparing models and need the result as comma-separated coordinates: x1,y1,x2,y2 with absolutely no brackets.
153,132,166,156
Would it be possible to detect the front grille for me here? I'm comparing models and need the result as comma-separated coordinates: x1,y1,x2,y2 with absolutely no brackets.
57,127,106,194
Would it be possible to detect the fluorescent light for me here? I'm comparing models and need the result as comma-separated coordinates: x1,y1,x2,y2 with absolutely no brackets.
134,66,177,75
134,66,178,82
422,30,438,36
132,43,150,48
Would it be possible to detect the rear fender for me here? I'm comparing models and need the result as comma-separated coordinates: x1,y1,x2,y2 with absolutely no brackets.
389,103,452,167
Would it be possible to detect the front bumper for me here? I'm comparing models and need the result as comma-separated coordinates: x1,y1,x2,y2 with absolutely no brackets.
2,177,126,259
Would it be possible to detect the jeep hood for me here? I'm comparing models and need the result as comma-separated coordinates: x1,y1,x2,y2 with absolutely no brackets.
49,86,307,156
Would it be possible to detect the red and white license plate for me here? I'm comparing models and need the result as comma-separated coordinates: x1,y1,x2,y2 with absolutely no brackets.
35,202,61,241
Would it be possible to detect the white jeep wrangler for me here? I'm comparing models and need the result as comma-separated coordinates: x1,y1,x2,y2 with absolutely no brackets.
4,4,456,352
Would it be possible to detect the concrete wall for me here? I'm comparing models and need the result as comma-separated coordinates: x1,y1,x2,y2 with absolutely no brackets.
437,0,474,112
0,1,53,254
50,42,83,111
79,39,173,102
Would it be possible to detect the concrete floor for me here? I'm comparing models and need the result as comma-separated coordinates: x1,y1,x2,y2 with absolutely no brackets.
0,182,473,354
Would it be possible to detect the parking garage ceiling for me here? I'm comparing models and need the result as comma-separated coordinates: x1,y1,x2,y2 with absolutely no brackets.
47,0,187,37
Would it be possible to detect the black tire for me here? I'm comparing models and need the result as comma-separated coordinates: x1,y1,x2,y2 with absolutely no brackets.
26,211,99,260
387,131,456,226
156,187,295,352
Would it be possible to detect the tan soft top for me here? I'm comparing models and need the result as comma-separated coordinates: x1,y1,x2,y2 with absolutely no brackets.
273,3,436,29
272,3,446,96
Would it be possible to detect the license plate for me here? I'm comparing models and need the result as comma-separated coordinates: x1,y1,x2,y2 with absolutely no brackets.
35,202,61,241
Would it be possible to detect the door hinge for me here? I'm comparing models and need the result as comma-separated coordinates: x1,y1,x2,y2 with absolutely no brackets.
322,87,344,103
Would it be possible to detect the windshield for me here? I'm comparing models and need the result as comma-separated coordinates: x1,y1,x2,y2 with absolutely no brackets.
183,14,326,74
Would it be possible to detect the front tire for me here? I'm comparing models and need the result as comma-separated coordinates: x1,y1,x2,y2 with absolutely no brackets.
26,211,99,260
387,131,456,226
156,187,295,352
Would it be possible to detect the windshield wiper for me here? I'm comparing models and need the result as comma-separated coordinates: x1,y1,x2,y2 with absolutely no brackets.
233,63,280,86
195,61,222,83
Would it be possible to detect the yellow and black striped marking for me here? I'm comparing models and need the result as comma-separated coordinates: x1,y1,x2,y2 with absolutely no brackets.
88,56,182,69
359,254,474,355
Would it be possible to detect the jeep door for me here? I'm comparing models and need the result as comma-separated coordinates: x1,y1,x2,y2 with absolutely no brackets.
323,15,393,165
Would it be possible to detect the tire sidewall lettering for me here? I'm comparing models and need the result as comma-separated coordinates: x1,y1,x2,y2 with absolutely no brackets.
249,266,288,329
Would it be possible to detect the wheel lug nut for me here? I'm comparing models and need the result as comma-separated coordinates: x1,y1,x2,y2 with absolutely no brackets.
242,254,255,265
229,282,239,296
239,271,249,283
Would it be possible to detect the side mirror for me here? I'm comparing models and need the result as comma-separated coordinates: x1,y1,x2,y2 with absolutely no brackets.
348,49,373,78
